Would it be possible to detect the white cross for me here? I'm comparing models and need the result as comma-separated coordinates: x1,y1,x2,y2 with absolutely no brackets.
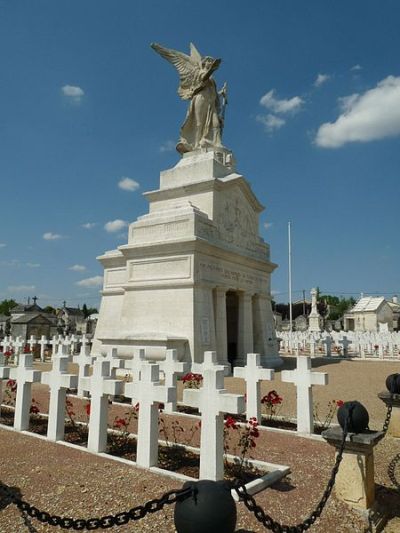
233,353,274,422
8,353,41,431
42,350,78,441
69,335,79,355
102,347,125,378
13,337,25,363
183,351,245,480
37,336,49,362
0,337,10,353
80,360,124,452
124,348,146,381
0,353,11,418
309,338,316,356
281,356,328,435
322,336,333,356
72,343,94,397
125,362,174,468
28,335,37,353
158,349,190,412
80,334,91,353
338,336,351,356
50,336,60,358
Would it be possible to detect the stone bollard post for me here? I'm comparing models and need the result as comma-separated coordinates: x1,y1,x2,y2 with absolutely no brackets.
322,427,384,510
378,391,400,438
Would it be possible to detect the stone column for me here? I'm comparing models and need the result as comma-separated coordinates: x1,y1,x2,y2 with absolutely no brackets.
237,292,253,366
322,427,384,510
214,288,228,366
378,391,400,438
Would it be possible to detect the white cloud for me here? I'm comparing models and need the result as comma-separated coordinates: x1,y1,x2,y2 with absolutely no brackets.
315,75,400,148
0,243,6,248
43,232,63,240
62,85,84,101
160,140,176,153
260,90,304,114
82,222,96,229
263,222,273,230
104,219,128,233
351,64,362,71
76,275,103,288
314,73,331,87
256,114,285,133
26,262,40,268
118,177,140,192
8,285,36,292
69,264,86,272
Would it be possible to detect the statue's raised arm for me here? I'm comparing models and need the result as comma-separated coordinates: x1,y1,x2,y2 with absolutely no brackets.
151,42,225,154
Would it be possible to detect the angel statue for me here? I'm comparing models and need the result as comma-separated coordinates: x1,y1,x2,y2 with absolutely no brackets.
151,42,228,154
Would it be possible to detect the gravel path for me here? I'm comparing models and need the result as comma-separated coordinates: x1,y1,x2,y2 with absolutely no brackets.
0,356,399,532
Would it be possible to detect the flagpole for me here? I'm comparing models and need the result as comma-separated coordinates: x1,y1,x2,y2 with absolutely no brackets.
288,221,293,332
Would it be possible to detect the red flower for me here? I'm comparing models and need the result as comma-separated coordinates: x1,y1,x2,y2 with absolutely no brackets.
261,390,283,406
6,379,17,392
114,418,128,429
85,402,91,416
23,345,30,353
336,400,344,407
224,416,238,430
30,404,39,414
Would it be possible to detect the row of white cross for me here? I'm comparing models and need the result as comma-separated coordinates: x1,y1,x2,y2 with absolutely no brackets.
0,347,328,481
279,330,400,359
0,334,91,363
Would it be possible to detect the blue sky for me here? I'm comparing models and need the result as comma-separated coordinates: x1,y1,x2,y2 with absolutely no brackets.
1,1,399,308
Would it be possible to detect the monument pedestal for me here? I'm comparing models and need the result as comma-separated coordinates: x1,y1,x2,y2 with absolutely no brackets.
93,149,282,369
322,427,384,510
378,391,400,438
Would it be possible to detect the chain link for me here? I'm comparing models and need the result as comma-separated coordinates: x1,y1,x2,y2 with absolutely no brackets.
388,453,400,491
234,426,348,532
382,397,393,434
0,484,193,530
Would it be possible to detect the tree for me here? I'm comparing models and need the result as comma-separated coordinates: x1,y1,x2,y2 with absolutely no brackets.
82,303,98,318
43,306,57,315
319,294,355,321
0,299,18,316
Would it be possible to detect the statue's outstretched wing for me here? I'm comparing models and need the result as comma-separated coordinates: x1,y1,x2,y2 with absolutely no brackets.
151,42,201,100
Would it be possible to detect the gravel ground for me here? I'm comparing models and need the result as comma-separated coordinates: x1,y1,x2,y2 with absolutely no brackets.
0,356,399,532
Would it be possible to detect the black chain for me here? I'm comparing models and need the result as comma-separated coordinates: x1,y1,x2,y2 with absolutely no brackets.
0,484,193,530
382,397,393,434
388,453,400,491
234,427,348,532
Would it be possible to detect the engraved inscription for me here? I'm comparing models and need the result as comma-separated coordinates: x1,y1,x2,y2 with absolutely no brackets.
105,268,127,287
129,256,191,282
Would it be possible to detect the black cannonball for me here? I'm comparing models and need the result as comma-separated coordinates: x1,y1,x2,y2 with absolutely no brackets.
337,401,369,433
174,480,237,533
386,373,400,394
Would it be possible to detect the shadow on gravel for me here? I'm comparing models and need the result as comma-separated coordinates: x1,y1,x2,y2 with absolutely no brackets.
270,478,296,493
0,481,21,510
0,482,39,532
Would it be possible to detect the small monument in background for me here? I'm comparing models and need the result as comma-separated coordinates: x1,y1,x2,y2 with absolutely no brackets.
92,43,282,369
308,287,322,332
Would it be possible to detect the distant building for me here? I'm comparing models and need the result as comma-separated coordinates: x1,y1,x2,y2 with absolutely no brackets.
388,296,400,331
0,314,10,337
8,300,58,339
56,303,86,335
343,296,394,332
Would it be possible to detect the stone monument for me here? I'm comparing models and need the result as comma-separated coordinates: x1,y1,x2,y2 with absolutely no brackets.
92,43,282,369
308,287,322,332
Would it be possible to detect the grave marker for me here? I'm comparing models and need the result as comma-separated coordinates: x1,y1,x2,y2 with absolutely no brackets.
125,362,175,468
233,353,274,421
158,349,189,412
183,351,245,480
42,347,78,441
281,356,328,434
